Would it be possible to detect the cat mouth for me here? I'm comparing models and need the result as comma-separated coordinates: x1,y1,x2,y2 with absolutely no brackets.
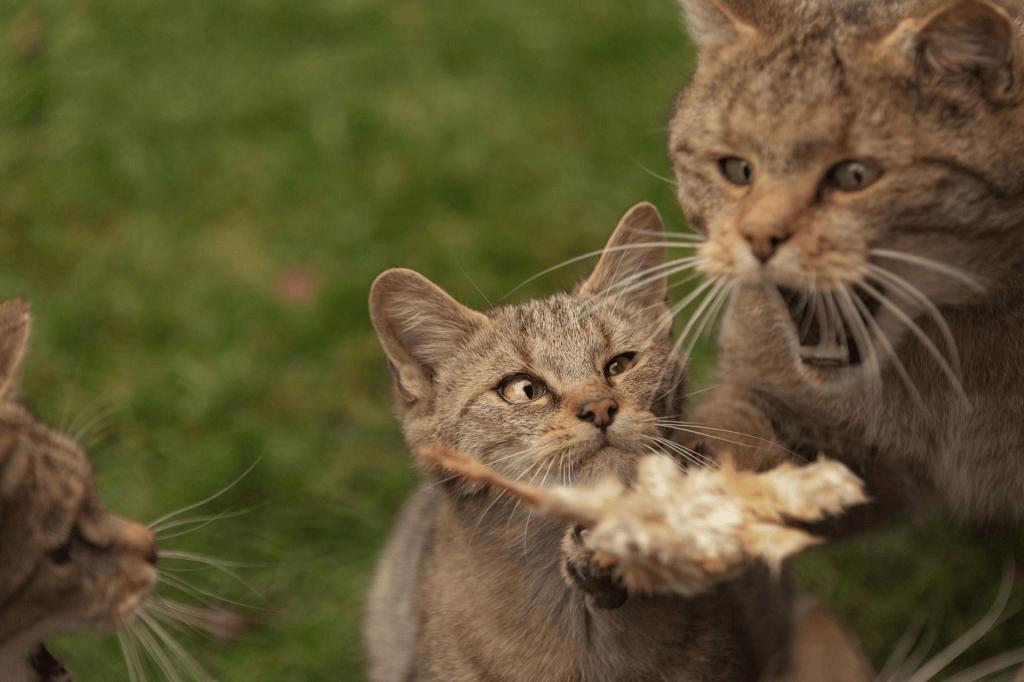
777,285,883,368
29,643,71,682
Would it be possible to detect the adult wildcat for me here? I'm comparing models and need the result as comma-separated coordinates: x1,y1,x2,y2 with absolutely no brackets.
667,0,1024,522
0,298,158,681
364,203,872,681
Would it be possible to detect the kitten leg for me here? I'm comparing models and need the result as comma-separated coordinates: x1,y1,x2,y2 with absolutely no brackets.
560,525,627,610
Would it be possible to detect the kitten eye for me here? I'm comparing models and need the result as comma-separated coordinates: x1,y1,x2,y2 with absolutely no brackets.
48,539,73,565
605,352,637,379
498,375,547,404
718,157,754,186
827,160,881,192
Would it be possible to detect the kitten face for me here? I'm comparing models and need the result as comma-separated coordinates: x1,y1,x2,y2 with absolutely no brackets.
0,299,157,654
670,0,1024,377
371,203,685,487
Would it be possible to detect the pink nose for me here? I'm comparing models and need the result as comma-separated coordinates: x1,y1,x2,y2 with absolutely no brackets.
577,398,618,429
740,224,792,264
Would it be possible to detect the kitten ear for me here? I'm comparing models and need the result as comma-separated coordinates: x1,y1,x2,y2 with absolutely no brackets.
369,269,487,402
0,298,30,401
677,0,758,49
578,202,669,313
884,0,1018,98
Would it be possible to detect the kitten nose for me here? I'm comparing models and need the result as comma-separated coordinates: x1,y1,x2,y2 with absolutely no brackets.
740,224,792,264
577,397,618,429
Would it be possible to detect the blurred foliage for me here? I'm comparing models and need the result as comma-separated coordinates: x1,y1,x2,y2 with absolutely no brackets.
0,0,1020,679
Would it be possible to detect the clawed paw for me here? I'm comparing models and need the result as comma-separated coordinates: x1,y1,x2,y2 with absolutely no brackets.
560,525,627,609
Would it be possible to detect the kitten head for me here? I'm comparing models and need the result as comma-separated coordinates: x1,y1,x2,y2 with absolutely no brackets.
370,203,686,488
0,299,157,659
669,0,1024,377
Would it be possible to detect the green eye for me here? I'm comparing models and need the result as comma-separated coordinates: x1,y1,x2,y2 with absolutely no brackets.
718,157,754,186
828,160,881,192
604,352,637,379
498,374,547,404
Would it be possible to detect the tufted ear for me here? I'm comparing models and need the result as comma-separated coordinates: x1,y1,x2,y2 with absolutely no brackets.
369,269,488,404
677,0,758,49
0,298,30,402
883,0,1019,99
578,203,670,316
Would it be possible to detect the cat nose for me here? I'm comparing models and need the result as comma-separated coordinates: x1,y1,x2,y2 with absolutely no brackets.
577,397,618,429
740,224,792,264
118,517,158,565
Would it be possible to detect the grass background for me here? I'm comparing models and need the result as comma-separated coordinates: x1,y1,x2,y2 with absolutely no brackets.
0,0,1020,679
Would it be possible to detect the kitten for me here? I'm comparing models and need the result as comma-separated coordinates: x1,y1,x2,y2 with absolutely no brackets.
666,0,1024,522
363,203,804,681
0,298,158,681
364,204,873,681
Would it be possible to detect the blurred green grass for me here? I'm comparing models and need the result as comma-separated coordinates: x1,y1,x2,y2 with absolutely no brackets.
0,0,1020,679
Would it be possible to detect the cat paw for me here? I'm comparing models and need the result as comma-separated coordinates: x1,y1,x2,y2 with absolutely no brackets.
560,525,627,609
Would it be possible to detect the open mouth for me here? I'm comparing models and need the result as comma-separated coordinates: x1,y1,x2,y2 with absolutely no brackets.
777,285,883,368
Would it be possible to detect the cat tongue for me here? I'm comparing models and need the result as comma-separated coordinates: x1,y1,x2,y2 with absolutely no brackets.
28,643,72,681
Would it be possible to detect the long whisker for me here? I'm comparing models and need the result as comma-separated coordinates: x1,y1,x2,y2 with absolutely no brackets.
154,508,254,541
501,241,704,301
652,419,805,461
870,249,984,292
631,158,680,187
879,614,928,681
848,283,926,411
124,626,153,682
942,646,1024,682
685,280,733,359
858,278,963,393
158,550,267,605
149,459,261,532
904,561,1015,682
118,629,146,682
835,286,884,396
139,611,213,682
642,434,712,468
159,572,261,611
132,620,184,682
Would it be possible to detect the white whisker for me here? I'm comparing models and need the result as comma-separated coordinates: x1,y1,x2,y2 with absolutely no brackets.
149,459,260,532
870,249,984,292
904,562,1014,682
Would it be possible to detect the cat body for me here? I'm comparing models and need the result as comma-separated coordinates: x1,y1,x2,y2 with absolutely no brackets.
668,0,1024,521
0,299,158,680
364,204,796,681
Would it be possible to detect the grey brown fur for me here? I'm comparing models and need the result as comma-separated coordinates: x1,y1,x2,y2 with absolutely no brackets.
364,204,797,681
0,299,158,681
668,0,1024,522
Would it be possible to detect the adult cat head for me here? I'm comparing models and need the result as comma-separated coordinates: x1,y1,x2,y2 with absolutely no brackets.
669,0,1024,380
0,298,157,678
370,203,689,489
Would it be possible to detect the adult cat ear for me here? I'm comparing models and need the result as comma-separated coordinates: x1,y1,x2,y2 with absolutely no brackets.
370,269,487,403
883,0,1018,99
0,298,30,401
578,202,669,316
677,0,757,50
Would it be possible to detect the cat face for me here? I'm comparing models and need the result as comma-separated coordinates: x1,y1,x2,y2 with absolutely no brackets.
669,0,1024,375
0,299,157,657
371,204,686,487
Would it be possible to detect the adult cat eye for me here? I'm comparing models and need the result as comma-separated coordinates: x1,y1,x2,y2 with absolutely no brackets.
498,375,547,404
827,160,881,192
718,157,754,186
605,352,637,379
